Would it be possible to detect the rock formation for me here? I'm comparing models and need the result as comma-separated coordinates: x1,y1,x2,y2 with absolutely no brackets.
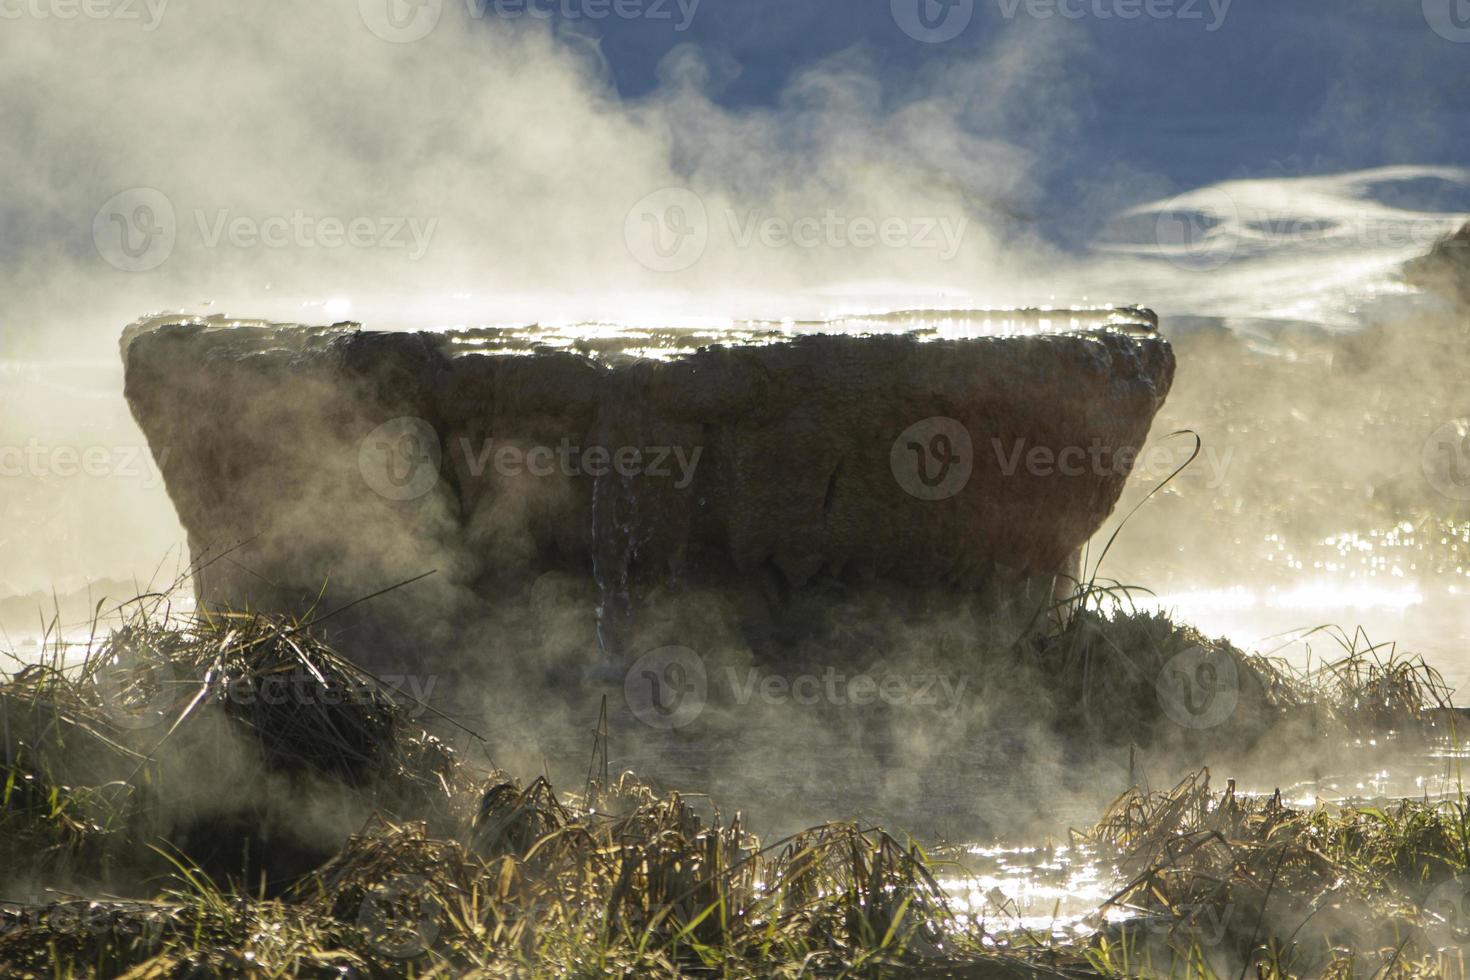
121,312,1174,679
1405,220,1470,307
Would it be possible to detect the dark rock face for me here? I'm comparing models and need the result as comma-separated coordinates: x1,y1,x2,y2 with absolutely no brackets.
121,314,1174,675
1405,220,1470,306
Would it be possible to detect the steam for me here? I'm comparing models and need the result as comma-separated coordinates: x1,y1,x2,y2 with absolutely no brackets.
0,0,1093,597
2,0,1468,845
0,0,1082,358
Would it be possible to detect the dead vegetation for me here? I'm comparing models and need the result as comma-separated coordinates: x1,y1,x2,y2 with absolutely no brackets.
1,596,1466,977
0,604,1025,977
1024,587,1457,761
1076,769,1470,978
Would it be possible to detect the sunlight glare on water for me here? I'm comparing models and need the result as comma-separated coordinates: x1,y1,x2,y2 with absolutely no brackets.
1135,522,1470,690
936,842,1117,941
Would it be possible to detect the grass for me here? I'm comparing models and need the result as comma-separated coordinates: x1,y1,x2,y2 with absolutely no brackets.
1,596,478,897
1076,770,1470,978
1022,581,1458,762
0,776,1027,976
2,598,1469,977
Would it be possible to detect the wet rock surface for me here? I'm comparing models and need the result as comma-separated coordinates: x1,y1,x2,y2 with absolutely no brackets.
121,313,1174,677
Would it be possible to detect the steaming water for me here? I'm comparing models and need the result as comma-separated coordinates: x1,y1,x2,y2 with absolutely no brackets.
1076,166,1470,701
941,747,1470,942
3,162,1469,931
5,183,1467,654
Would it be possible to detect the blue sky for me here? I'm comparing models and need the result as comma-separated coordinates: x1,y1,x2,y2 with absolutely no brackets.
518,0,1470,188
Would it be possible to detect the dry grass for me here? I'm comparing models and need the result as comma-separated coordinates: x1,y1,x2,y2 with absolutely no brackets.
1077,770,1470,977
1023,593,1456,761
0,606,1049,977
0,599,479,894
2,599,1467,977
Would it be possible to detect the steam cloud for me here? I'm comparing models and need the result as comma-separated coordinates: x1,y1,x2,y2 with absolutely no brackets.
2,0,1468,840
0,0,1093,597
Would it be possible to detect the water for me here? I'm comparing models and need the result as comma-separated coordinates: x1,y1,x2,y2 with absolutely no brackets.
933,742,1470,939
938,841,1115,941
4,164,1469,948
1123,518,1470,691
